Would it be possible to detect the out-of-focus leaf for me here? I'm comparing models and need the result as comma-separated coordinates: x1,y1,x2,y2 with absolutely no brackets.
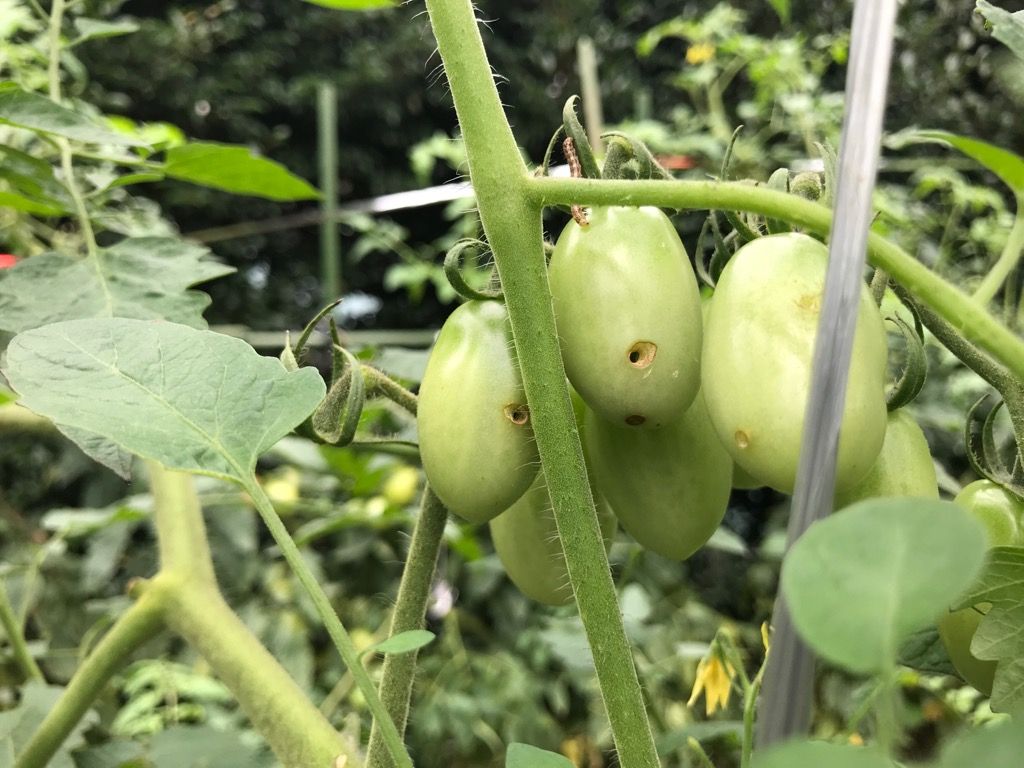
163,142,320,201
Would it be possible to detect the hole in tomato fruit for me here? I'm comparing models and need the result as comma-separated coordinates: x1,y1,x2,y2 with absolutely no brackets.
625,414,646,426
627,341,656,369
734,430,750,449
504,404,530,426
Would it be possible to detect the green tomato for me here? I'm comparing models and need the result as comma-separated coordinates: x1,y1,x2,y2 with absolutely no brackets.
548,206,702,429
732,463,764,490
701,233,888,493
490,473,617,606
418,300,538,523
834,409,938,509
938,480,1024,695
583,391,732,560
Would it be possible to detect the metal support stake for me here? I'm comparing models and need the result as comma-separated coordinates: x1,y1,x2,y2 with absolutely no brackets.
755,0,900,747
318,82,341,302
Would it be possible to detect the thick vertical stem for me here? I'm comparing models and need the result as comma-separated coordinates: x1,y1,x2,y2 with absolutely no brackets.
160,581,355,768
424,1,659,765
366,487,448,768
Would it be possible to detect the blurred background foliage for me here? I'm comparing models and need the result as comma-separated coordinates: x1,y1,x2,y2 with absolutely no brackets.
1,0,1022,765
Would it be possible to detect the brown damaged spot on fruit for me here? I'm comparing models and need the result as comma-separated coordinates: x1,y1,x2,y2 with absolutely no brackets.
734,429,750,449
625,414,646,426
504,403,530,426
795,292,822,314
627,341,657,369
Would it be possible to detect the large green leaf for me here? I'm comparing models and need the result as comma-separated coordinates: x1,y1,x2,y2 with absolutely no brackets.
911,130,1024,197
506,743,573,768
752,741,895,768
952,546,1024,711
782,498,987,674
977,1,1024,63
0,83,145,146
0,237,234,334
2,319,325,482
937,715,1024,767
163,142,320,201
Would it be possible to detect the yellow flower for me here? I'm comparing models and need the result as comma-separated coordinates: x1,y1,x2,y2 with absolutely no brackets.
686,42,715,65
687,650,737,716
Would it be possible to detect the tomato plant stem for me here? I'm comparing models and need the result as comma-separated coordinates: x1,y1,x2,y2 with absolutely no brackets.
367,486,447,768
245,479,411,768
158,579,356,768
362,365,418,416
148,463,361,768
0,580,43,682
46,0,99,263
973,201,1024,307
14,594,164,768
425,1,659,765
526,176,1024,384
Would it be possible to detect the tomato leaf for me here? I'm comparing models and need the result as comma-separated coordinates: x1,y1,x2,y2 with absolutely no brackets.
752,741,896,768
950,546,1024,711
897,625,958,677
782,498,987,674
163,142,321,201
363,630,435,658
0,82,146,146
0,237,234,335
976,1,1024,64
0,683,95,767
506,743,574,768
2,319,325,483
71,18,140,45
908,130,1024,198
936,714,1024,767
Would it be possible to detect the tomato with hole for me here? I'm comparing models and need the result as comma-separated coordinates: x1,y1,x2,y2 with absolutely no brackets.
701,233,888,493
548,206,702,429
834,409,938,509
938,480,1024,695
418,300,538,523
583,390,731,560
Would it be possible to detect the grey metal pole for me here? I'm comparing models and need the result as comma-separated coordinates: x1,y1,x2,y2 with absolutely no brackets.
318,82,341,302
755,0,900,747
576,37,604,156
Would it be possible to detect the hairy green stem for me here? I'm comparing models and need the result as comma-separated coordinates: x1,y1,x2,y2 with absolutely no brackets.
527,177,1024,383
425,1,659,765
0,580,43,682
361,365,418,416
149,463,359,767
245,480,411,768
870,268,889,306
973,202,1024,307
158,579,354,768
872,666,899,757
14,593,164,768
148,461,217,582
46,0,99,261
366,486,448,768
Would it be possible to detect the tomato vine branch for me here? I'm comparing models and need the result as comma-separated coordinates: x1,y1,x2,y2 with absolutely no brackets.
526,176,1024,384
366,486,447,768
0,580,43,682
973,201,1024,308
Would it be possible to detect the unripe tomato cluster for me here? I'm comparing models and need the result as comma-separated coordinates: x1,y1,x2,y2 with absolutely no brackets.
418,206,941,608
